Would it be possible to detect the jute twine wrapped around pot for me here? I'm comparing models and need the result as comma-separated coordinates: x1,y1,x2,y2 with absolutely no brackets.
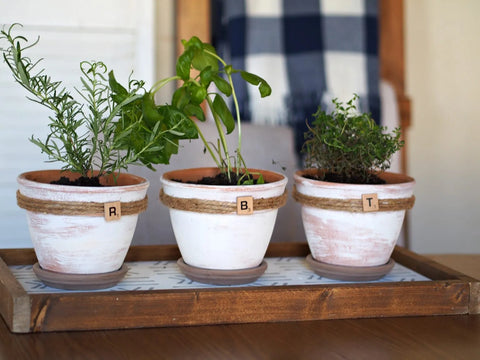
16,191,148,216
292,185,415,212
159,189,288,214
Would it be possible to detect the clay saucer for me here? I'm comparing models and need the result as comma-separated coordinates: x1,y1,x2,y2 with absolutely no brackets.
32,263,128,290
177,258,267,285
306,255,395,281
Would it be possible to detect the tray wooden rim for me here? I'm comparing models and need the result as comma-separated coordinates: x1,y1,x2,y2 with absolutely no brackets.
0,243,478,333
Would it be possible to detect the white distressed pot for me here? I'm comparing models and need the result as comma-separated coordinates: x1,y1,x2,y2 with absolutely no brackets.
17,170,149,274
294,170,415,267
160,168,288,270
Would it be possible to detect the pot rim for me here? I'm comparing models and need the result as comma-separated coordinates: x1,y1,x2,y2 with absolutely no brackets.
17,169,149,192
161,167,288,190
294,169,415,187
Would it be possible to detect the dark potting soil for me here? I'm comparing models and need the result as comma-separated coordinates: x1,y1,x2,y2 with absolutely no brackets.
306,172,386,185
50,176,103,187
176,172,265,186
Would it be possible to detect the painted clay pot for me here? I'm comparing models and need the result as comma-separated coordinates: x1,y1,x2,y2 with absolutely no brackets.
17,170,149,275
294,169,415,268
160,168,288,272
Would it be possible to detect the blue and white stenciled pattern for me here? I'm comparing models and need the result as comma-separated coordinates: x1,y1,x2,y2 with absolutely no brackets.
10,257,430,294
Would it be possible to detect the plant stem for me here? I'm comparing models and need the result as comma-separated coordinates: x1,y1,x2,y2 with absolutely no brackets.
206,96,232,175
205,49,243,176
224,71,242,175
150,75,181,96
192,121,222,169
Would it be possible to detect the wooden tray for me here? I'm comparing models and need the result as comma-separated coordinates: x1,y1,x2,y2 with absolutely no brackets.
0,243,478,333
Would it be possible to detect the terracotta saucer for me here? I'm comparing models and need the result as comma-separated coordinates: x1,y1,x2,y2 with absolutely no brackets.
306,255,395,281
32,263,128,290
177,258,268,285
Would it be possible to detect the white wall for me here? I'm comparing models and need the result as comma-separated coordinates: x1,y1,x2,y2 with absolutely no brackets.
405,0,480,254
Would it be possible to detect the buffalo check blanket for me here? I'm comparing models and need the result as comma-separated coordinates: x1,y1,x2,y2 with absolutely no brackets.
212,0,381,153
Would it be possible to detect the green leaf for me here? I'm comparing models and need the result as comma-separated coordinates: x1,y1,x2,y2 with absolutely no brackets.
176,48,193,80
188,83,207,105
172,86,191,110
212,94,234,134
184,103,205,121
142,93,163,127
240,71,272,97
182,37,218,73
163,135,180,156
183,36,203,50
202,42,217,54
200,66,214,86
241,178,254,185
212,75,232,96
256,174,265,184
192,50,218,72
258,82,272,98
144,145,164,152
158,105,199,139
168,129,186,137
108,71,127,94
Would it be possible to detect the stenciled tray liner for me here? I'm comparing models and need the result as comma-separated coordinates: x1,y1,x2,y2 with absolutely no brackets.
10,256,430,294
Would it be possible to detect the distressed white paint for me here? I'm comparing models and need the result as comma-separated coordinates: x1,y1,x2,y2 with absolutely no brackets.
17,170,149,274
294,170,415,267
160,168,288,270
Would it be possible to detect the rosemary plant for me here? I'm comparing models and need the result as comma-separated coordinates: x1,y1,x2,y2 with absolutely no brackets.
303,95,404,184
0,24,197,182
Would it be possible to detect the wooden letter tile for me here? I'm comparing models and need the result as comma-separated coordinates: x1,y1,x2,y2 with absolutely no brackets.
104,201,121,221
362,194,379,212
237,196,253,215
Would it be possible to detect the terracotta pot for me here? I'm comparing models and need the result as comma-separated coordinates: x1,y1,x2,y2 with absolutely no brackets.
160,167,288,270
17,170,149,275
294,169,415,267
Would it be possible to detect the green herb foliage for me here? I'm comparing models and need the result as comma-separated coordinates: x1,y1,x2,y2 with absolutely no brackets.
0,24,197,179
171,36,272,184
303,95,404,184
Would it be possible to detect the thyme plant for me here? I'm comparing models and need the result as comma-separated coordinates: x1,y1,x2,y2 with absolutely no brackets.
0,24,197,182
303,95,404,184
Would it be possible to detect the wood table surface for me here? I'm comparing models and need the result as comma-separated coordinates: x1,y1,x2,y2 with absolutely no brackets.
1,254,479,360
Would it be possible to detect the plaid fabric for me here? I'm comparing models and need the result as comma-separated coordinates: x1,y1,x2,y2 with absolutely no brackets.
212,0,381,153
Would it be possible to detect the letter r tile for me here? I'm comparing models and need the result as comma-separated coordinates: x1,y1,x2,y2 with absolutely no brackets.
104,201,122,221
